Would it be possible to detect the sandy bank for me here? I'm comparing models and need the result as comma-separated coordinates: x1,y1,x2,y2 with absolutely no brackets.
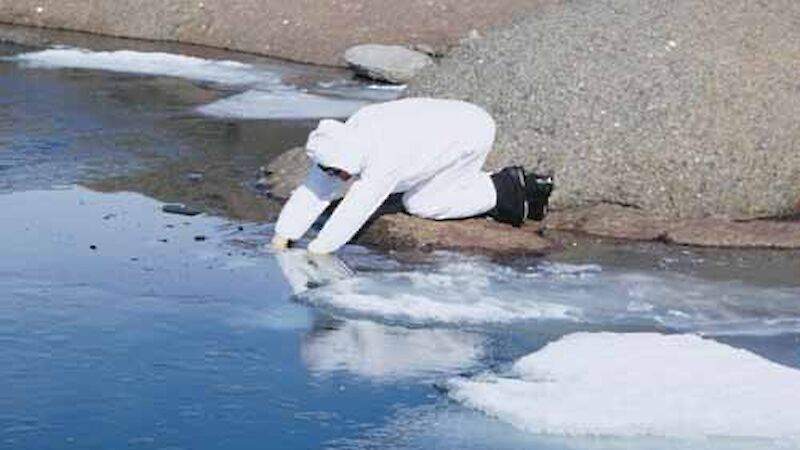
0,0,546,66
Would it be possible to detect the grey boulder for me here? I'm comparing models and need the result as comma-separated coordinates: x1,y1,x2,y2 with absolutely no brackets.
345,44,433,84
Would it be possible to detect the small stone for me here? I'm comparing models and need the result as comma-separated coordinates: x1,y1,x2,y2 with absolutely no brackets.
89,244,97,250
162,204,202,216
186,172,204,182
255,176,269,189
194,235,207,242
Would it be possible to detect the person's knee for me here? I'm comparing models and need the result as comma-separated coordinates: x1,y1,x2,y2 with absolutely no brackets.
402,193,447,219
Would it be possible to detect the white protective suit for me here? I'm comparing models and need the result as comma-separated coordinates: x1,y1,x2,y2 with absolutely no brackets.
274,98,497,254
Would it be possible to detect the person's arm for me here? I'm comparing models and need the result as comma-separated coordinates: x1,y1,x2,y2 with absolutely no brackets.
274,165,347,245
307,174,396,254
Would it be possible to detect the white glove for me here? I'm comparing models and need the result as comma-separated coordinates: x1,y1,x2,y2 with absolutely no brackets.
270,235,290,252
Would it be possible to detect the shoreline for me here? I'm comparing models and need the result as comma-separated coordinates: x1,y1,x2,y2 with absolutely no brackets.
0,0,546,66
3,21,798,255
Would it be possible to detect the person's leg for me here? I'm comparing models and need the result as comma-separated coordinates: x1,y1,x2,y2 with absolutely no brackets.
402,140,496,220
403,162,554,226
402,168,497,220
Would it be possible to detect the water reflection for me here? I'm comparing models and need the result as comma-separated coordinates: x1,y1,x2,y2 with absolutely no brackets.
301,317,484,382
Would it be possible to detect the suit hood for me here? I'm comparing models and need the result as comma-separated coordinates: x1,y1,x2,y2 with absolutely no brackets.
305,119,366,175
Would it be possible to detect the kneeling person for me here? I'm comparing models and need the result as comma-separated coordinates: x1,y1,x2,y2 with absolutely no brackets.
271,98,553,254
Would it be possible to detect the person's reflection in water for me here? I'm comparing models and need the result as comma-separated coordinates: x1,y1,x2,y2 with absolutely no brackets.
301,316,484,382
272,248,484,381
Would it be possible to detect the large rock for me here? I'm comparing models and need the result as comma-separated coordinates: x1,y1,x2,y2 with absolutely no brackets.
345,44,433,84
409,0,800,220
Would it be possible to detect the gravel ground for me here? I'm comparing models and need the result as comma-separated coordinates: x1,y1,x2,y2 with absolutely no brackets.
410,0,800,220
0,0,548,65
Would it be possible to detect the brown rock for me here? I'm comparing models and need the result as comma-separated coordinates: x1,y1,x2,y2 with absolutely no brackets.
263,147,311,200
544,204,670,241
544,203,800,249
358,213,552,255
666,220,800,249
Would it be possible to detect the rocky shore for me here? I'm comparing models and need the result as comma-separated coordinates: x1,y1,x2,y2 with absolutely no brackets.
262,0,800,253
3,0,798,254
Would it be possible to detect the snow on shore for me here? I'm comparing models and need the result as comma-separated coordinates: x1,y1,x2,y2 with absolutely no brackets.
446,332,800,441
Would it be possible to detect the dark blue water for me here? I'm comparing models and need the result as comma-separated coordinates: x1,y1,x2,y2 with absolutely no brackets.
2,40,800,450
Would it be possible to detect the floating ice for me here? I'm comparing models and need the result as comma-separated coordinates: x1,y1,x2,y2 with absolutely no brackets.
299,260,800,333
299,262,582,325
197,90,368,120
9,48,397,120
446,332,800,441
11,48,279,87
301,319,483,381
311,79,406,102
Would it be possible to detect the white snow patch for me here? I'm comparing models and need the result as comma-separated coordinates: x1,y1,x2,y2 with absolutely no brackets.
447,333,800,441
12,48,280,87
197,90,368,120
301,320,482,380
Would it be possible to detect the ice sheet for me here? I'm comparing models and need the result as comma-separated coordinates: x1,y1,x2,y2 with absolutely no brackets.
197,90,368,119
299,260,800,333
11,48,279,87
9,48,397,120
300,262,583,325
446,332,800,441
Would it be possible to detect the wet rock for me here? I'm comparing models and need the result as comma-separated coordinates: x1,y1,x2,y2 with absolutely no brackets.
264,147,311,200
194,235,207,242
162,203,203,216
89,244,97,250
344,44,433,84
410,0,800,220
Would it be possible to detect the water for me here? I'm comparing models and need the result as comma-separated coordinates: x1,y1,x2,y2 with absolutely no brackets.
2,38,800,449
